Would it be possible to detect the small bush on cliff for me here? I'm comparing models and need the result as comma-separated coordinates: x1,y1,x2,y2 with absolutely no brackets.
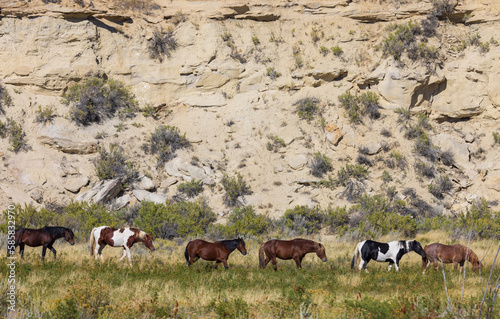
62,75,138,126
294,97,320,121
0,83,12,114
95,144,139,184
142,125,190,168
221,173,252,207
35,105,56,123
338,90,381,124
0,118,27,153
149,28,177,62
177,179,204,198
310,152,333,177
428,174,453,199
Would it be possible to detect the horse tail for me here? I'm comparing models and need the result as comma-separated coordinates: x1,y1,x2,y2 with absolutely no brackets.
351,242,360,270
89,227,97,257
184,241,192,265
259,243,266,269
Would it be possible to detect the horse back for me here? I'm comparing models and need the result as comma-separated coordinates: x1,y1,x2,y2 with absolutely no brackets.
15,228,52,247
425,243,465,263
188,239,225,261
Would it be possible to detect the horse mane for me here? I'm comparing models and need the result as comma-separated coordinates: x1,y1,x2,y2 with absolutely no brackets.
44,226,70,237
399,240,409,252
219,239,241,250
467,248,479,264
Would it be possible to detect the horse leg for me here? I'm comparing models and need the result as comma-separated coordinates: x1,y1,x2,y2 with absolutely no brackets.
124,246,132,264
293,256,302,269
388,261,394,271
271,256,278,271
459,261,465,272
48,245,57,260
394,260,400,272
359,258,368,271
41,245,48,262
19,243,25,260
222,259,229,270
214,261,221,269
97,244,106,262
119,248,127,261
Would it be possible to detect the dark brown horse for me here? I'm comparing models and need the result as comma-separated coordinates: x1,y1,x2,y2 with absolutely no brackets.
422,243,482,273
11,226,75,262
184,238,247,269
259,238,327,270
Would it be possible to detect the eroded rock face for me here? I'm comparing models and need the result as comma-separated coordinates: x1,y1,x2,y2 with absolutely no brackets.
38,123,97,154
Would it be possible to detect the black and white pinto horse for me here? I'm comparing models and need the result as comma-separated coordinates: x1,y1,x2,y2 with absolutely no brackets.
351,240,426,271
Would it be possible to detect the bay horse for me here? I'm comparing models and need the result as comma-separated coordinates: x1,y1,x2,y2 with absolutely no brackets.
351,240,426,272
184,238,247,269
422,243,482,273
90,226,155,263
259,238,327,271
11,226,75,262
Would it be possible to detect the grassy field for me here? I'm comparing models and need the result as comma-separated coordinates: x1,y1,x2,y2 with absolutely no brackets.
1,231,499,318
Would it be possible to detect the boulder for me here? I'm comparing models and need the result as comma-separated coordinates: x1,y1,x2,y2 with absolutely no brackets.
433,133,470,167
133,176,155,191
195,72,230,90
111,195,131,210
64,176,89,193
287,154,308,170
132,189,168,204
325,124,343,146
93,179,122,204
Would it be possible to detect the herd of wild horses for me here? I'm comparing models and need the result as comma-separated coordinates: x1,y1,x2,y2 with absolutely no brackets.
9,226,483,272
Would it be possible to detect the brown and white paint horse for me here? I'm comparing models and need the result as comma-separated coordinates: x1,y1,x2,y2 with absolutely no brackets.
90,226,155,263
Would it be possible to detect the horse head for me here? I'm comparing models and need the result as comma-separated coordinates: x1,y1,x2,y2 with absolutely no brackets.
468,251,482,271
143,233,156,252
65,228,75,245
316,243,327,262
410,240,426,258
236,238,247,256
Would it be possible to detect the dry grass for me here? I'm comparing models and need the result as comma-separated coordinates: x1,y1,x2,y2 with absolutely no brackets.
2,231,499,318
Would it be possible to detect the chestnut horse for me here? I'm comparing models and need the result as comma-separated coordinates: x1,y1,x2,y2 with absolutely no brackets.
259,238,327,271
11,226,75,262
422,243,482,273
90,226,155,263
184,238,247,269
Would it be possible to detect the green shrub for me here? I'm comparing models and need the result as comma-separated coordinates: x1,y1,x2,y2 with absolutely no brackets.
266,67,281,80
294,97,320,121
428,174,453,199
310,152,333,177
336,164,369,187
493,132,500,145
223,206,270,237
62,75,138,126
95,144,138,184
382,170,392,183
452,198,500,239
319,46,329,56
0,118,27,153
142,125,190,168
414,160,435,178
338,90,380,123
6,118,26,153
134,199,216,239
0,83,12,113
395,107,411,126
148,28,177,62
331,45,343,56
439,149,455,167
415,133,439,162
35,105,56,123
324,206,349,234
382,20,439,68
221,173,252,207
177,179,203,198
266,135,286,152
281,205,324,235
252,36,260,46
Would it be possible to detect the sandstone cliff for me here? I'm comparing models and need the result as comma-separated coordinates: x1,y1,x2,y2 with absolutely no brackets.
1,0,499,220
